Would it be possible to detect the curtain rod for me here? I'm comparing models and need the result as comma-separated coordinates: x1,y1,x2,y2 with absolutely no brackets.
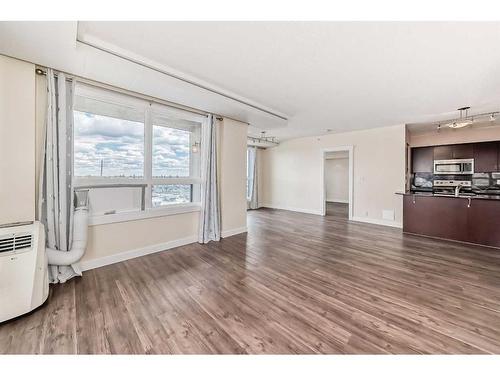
35,67,226,122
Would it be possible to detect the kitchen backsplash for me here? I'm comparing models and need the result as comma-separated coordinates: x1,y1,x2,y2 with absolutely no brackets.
412,173,433,189
472,172,500,190
412,172,500,192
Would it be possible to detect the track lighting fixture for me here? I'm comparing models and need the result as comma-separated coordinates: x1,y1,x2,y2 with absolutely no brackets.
247,131,280,146
415,107,500,132
447,107,473,129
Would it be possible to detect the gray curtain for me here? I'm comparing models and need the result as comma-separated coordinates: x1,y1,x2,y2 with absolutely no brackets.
198,115,221,243
39,69,79,283
247,147,259,209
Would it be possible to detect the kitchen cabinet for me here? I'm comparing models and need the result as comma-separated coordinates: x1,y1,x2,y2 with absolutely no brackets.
433,145,454,160
413,141,500,174
403,195,469,243
452,143,474,159
473,141,499,173
403,194,500,248
433,144,473,160
411,147,433,173
468,198,500,247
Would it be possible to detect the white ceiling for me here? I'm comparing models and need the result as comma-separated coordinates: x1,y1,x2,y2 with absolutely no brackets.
0,22,287,132
4,22,500,140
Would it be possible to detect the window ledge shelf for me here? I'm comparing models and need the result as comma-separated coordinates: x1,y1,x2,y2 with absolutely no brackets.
88,203,201,226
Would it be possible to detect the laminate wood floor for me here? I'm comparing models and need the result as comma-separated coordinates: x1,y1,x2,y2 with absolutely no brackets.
326,202,348,219
2,208,500,354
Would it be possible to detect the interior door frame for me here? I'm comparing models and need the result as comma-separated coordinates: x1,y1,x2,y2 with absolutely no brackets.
321,145,354,219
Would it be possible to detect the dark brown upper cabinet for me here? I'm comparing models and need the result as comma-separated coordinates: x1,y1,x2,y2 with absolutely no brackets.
452,143,474,159
433,144,473,160
433,145,453,160
412,146,433,173
473,142,499,173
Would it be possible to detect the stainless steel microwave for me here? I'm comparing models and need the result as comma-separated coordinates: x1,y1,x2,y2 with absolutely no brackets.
433,159,474,175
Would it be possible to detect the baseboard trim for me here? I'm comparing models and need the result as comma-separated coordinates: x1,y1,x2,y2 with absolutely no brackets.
403,231,500,250
351,216,403,229
326,199,349,204
80,235,198,271
221,226,247,238
260,203,323,216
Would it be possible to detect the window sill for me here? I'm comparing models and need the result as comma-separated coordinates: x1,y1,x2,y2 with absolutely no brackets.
88,203,201,226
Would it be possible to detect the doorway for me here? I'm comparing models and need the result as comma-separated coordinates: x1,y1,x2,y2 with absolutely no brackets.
321,146,353,219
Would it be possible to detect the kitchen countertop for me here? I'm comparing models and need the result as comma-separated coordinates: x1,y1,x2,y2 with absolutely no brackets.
395,192,500,200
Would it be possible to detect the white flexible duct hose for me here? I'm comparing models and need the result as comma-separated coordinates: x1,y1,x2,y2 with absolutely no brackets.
46,207,88,266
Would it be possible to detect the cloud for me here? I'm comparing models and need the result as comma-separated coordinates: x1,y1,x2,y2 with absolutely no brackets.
152,125,192,177
73,111,196,178
75,111,143,139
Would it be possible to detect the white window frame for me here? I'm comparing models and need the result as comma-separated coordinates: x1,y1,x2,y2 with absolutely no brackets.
72,83,206,226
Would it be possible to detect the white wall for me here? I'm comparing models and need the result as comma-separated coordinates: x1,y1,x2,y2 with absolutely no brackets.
0,56,35,226
261,124,406,227
219,118,248,235
82,211,199,268
325,157,349,203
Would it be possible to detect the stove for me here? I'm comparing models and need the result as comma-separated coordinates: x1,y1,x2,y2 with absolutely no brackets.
433,179,472,195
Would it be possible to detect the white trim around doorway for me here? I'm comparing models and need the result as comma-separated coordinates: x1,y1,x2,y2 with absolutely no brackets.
321,146,354,219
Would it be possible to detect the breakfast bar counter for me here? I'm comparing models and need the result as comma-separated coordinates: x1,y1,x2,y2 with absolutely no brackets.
397,192,500,248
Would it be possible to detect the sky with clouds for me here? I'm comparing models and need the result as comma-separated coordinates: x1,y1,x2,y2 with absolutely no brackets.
152,125,190,178
74,111,191,178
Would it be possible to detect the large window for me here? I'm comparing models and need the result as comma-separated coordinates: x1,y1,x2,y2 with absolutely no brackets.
73,83,204,222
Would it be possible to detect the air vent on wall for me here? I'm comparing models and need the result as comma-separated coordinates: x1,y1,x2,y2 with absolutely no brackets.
0,234,33,253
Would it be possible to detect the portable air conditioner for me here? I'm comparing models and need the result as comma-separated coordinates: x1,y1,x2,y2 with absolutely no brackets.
0,221,49,323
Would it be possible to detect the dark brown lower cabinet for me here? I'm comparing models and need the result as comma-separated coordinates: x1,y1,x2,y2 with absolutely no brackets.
403,195,500,248
467,199,500,247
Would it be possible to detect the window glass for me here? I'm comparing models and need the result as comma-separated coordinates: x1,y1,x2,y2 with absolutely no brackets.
152,116,201,178
73,97,145,178
152,185,192,207
152,126,191,178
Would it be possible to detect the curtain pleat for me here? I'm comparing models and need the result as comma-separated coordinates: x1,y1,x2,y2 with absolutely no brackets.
40,69,79,283
247,147,259,210
198,115,221,243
